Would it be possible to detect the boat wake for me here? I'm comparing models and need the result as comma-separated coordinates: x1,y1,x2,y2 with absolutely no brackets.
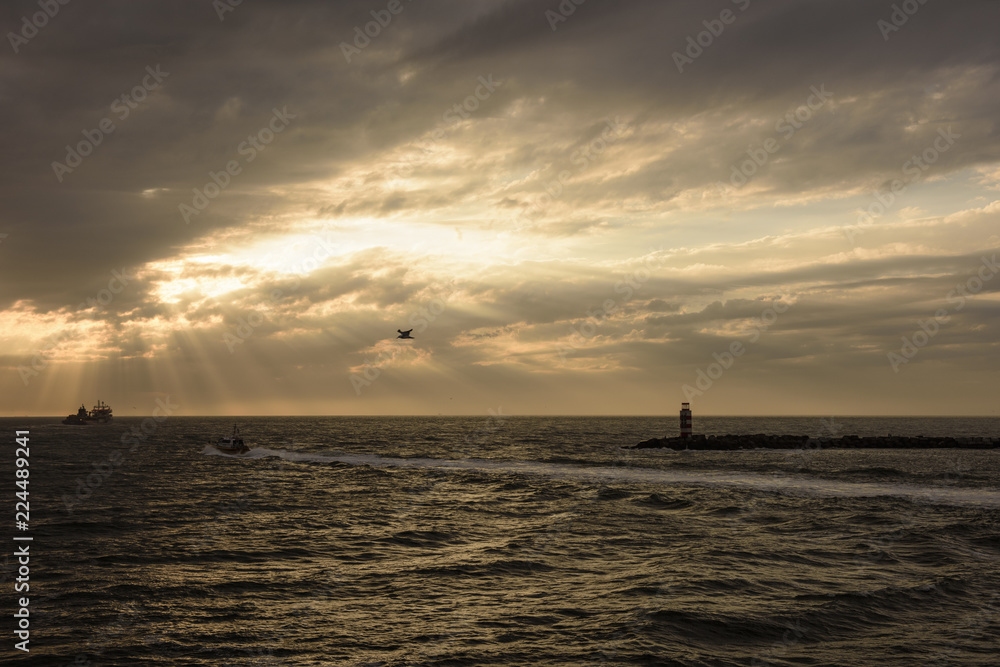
200,445,253,457
201,445,348,462
203,447,1000,508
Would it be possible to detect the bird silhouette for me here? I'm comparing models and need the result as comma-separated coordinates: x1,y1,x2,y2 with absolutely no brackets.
397,329,414,339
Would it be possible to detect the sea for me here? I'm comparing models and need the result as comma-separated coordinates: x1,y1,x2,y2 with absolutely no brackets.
2,415,999,666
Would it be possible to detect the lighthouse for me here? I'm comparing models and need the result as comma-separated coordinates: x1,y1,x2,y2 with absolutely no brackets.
680,402,692,438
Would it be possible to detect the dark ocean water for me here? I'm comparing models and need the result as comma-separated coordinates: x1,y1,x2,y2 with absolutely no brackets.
2,416,999,666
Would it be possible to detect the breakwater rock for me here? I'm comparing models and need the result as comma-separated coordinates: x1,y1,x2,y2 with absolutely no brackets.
634,434,999,450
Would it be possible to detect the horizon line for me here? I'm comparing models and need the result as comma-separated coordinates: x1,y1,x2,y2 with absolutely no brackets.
2,413,999,419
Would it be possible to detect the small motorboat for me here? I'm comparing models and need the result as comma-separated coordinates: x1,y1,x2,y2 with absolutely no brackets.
215,424,250,454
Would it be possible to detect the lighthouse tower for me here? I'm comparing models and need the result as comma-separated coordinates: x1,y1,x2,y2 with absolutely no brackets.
680,402,693,438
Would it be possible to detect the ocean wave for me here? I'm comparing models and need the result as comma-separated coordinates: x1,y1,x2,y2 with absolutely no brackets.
203,448,1000,508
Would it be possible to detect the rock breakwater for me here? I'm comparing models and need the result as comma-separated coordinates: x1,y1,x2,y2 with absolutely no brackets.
634,434,999,450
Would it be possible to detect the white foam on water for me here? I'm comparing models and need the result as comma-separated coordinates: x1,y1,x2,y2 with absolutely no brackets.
243,446,345,462
209,447,1000,508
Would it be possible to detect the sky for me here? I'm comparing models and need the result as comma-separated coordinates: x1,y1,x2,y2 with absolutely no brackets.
1,0,999,417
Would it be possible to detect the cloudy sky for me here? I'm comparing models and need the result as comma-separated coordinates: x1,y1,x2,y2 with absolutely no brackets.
1,0,998,417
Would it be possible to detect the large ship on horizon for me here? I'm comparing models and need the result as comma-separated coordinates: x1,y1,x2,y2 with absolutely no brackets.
62,400,113,425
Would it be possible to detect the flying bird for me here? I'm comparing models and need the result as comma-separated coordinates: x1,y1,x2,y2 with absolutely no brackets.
397,329,414,339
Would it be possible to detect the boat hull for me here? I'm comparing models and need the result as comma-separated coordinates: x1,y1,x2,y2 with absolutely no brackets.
62,400,113,425
214,444,250,454
62,415,112,425
214,424,250,453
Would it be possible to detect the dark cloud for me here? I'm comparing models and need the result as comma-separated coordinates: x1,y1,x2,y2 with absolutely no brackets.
2,0,999,414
